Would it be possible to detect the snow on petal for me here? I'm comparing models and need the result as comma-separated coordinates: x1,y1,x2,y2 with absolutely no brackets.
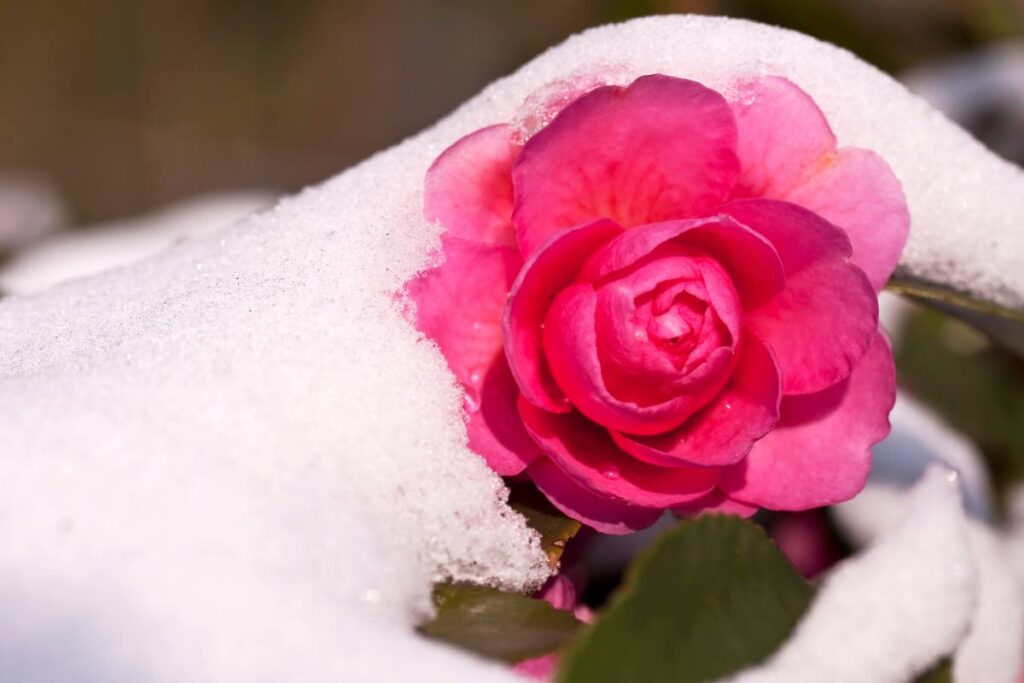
723,466,976,683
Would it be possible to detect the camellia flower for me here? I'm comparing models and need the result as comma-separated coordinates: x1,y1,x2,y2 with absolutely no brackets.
407,74,908,533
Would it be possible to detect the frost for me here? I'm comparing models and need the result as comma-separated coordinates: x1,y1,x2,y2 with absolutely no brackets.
2,14,1021,681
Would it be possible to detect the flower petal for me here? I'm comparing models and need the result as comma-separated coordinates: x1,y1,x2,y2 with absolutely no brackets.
513,75,739,256
406,238,537,474
612,330,781,467
721,199,878,394
581,217,785,309
504,219,623,413
424,124,519,246
544,283,733,435
519,398,720,507
720,332,896,510
672,489,758,518
730,76,909,291
731,75,836,199
528,457,662,535
785,148,910,292
466,357,541,476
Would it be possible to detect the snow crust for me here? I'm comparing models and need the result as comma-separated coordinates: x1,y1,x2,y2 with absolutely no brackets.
2,14,1022,681
726,467,977,683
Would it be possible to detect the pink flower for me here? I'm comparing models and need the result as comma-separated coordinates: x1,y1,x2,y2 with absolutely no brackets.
407,74,907,534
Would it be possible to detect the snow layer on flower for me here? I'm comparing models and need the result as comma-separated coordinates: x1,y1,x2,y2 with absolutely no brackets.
436,16,1024,311
724,466,976,683
3,14,1021,682
0,192,275,295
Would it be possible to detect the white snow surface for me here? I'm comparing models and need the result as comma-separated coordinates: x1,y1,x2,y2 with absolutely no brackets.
725,467,977,683
2,14,1023,681
0,192,276,295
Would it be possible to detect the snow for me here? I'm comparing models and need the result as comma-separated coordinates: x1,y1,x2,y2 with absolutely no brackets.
0,192,275,295
833,395,1022,683
2,14,1022,682
725,467,977,683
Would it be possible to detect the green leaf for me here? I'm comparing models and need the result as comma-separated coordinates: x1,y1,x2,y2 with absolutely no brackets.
418,583,583,663
558,515,814,683
508,481,582,568
914,659,953,683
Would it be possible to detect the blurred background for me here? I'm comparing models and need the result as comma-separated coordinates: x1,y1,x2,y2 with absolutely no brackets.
0,0,1023,511
1,0,1022,223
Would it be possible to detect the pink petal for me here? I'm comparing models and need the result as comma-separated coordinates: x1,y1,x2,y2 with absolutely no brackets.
785,148,910,291
528,457,663,535
730,75,836,199
466,357,542,476
611,330,781,467
544,283,733,435
514,654,559,680
534,574,578,612
722,199,878,394
672,490,758,518
504,219,623,413
592,246,740,404
519,399,719,508
424,124,519,246
406,238,537,475
720,332,896,510
513,75,739,257
731,76,909,291
580,217,785,309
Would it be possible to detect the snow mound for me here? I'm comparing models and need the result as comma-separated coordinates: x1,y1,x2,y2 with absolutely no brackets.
2,14,1021,681
725,467,976,683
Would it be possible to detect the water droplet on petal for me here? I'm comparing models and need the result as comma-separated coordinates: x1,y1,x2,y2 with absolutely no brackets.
724,402,733,410
602,467,620,480
463,394,480,414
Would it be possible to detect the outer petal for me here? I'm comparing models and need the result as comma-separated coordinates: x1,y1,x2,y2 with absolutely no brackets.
730,75,836,198
504,219,623,413
528,458,662,535
721,199,878,394
424,124,519,246
730,76,909,290
672,489,758,518
467,357,542,476
519,398,719,508
407,237,538,475
513,75,740,256
785,148,910,292
611,330,781,467
720,332,896,510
